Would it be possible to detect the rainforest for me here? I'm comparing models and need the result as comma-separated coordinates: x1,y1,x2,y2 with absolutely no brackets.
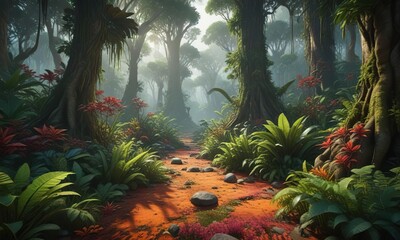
1,0,400,239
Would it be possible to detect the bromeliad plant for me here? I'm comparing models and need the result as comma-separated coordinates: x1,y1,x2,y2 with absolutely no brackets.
273,165,400,239
245,113,322,181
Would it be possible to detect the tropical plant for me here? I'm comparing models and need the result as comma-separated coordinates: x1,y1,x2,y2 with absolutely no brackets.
0,164,82,240
273,165,400,239
213,132,257,172
245,113,322,181
198,119,230,160
97,141,167,189
94,183,128,204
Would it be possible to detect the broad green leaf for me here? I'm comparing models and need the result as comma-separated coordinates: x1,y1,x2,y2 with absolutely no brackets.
0,194,17,206
307,200,343,219
341,218,372,239
17,171,74,217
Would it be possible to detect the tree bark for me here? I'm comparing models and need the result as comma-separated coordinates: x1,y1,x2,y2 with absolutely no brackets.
346,24,359,63
304,0,336,90
39,1,107,139
0,1,11,73
165,38,191,123
45,18,62,69
230,0,282,125
315,0,400,177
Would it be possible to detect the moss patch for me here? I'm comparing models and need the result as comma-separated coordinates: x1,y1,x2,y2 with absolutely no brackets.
196,200,242,226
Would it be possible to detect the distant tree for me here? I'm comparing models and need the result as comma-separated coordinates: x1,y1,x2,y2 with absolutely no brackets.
184,27,201,45
117,0,163,120
193,46,226,106
146,61,168,108
205,0,235,22
304,0,336,90
44,0,70,69
0,0,11,73
202,21,236,52
265,20,290,62
153,0,199,125
40,1,137,138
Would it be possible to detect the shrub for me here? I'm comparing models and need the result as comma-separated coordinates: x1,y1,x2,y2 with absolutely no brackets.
245,113,322,181
273,165,400,239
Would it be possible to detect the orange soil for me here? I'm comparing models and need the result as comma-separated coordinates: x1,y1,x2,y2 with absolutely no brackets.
84,138,315,240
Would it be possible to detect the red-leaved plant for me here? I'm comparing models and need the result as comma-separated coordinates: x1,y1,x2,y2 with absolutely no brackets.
0,127,26,156
319,123,370,169
74,225,104,238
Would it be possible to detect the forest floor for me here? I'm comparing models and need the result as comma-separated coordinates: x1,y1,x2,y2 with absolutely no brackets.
86,137,316,240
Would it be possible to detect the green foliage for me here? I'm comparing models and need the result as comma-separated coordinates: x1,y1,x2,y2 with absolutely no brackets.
98,141,168,189
213,132,257,172
94,183,128,203
246,113,322,182
196,200,241,226
0,164,83,240
198,119,230,159
273,165,400,239
127,112,183,149
334,0,377,30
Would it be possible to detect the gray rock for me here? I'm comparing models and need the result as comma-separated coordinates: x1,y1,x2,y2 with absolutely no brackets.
244,176,256,183
272,226,285,234
237,179,245,184
168,224,180,237
184,180,195,186
224,173,237,183
203,167,215,172
190,191,218,207
187,166,201,172
271,181,285,189
210,233,239,240
171,157,183,165
181,167,187,171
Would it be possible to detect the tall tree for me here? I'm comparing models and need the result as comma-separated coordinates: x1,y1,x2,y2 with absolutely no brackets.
146,61,168,108
40,1,137,138
303,0,336,90
118,0,163,120
228,0,282,124
202,21,236,52
315,0,400,176
153,0,199,125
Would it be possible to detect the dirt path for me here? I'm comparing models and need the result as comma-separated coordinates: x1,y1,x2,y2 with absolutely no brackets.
91,137,311,240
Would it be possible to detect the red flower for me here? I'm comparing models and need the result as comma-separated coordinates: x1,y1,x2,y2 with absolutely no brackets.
20,64,36,77
334,154,357,168
330,127,348,139
298,75,321,88
341,141,361,153
0,127,26,155
319,137,333,149
39,69,58,83
33,124,67,142
132,97,148,109
80,96,125,116
350,123,369,138
95,90,104,96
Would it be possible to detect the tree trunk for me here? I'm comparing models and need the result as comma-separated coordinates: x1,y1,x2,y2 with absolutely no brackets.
165,38,191,125
346,24,359,63
45,18,62,69
315,0,400,177
231,0,282,125
0,1,11,73
157,81,164,109
121,34,146,121
304,0,336,90
39,1,106,139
